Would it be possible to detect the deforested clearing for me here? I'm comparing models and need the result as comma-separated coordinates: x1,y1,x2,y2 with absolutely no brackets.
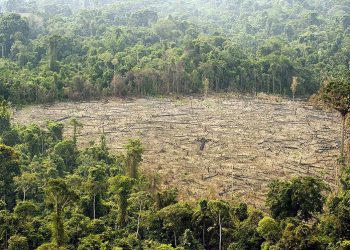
13,95,341,205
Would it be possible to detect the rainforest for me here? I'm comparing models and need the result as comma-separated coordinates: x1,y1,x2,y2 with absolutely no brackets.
1,0,350,249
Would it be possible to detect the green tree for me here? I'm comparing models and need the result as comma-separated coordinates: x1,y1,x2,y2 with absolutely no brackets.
0,210,16,249
78,234,104,250
321,77,350,159
109,175,135,228
53,140,77,173
0,101,10,135
257,216,280,243
14,200,38,219
157,203,193,247
277,223,321,250
85,165,107,220
128,191,154,236
266,177,328,220
207,200,232,250
48,35,60,71
45,178,78,248
192,200,212,247
69,118,83,146
8,235,28,250
37,242,66,250
124,139,143,179
47,121,64,143
230,210,264,250
0,13,29,58
19,124,43,159
14,172,39,201
180,229,204,250
0,144,20,209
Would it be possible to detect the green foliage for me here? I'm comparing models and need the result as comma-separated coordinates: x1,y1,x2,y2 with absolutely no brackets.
45,178,78,247
47,121,64,142
266,176,328,220
78,234,104,250
321,78,350,117
157,203,194,246
19,124,44,159
257,217,280,243
192,200,211,247
276,223,323,250
233,203,248,222
0,0,349,103
0,49,349,249
231,210,264,250
109,175,135,228
69,118,83,146
36,242,66,250
0,101,10,134
180,229,204,250
0,144,20,209
0,13,29,58
324,191,350,241
124,138,143,179
156,188,178,209
340,165,350,191
53,140,77,173
8,235,29,250
143,240,176,250
14,200,38,218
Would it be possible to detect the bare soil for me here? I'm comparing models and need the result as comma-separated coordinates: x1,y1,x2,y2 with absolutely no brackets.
12,94,342,206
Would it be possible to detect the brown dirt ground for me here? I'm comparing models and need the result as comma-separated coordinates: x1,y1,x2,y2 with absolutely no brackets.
12,94,343,206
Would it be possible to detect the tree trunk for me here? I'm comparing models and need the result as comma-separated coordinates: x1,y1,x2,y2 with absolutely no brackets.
279,79,282,94
5,229,8,249
174,231,177,247
172,71,175,93
55,201,62,247
341,115,346,159
202,223,205,247
23,189,26,201
219,212,222,250
136,202,142,237
73,125,77,146
56,208,60,246
93,194,96,220
293,95,296,115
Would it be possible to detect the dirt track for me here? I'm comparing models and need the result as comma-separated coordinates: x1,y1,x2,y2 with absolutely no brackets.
13,95,342,205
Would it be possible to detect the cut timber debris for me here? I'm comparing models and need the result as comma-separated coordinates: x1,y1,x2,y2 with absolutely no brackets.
13,95,342,206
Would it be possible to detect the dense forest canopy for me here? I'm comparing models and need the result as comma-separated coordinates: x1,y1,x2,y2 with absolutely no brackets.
2,1,350,249
0,0,349,103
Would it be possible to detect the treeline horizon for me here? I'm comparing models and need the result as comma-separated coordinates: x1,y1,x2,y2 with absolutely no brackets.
0,0,349,104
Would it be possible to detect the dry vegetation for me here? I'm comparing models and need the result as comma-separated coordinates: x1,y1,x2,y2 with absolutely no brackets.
12,94,343,206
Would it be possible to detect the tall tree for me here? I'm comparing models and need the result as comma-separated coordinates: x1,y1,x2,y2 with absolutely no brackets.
48,35,60,71
85,166,106,220
157,203,193,247
109,175,135,228
0,144,20,209
124,139,143,179
45,178,78,248
69,118,83,147
321,77,350,159
266,177,328,220
0,13,29,58
14,172,39,201
0,101,10,135
192,200,212,247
